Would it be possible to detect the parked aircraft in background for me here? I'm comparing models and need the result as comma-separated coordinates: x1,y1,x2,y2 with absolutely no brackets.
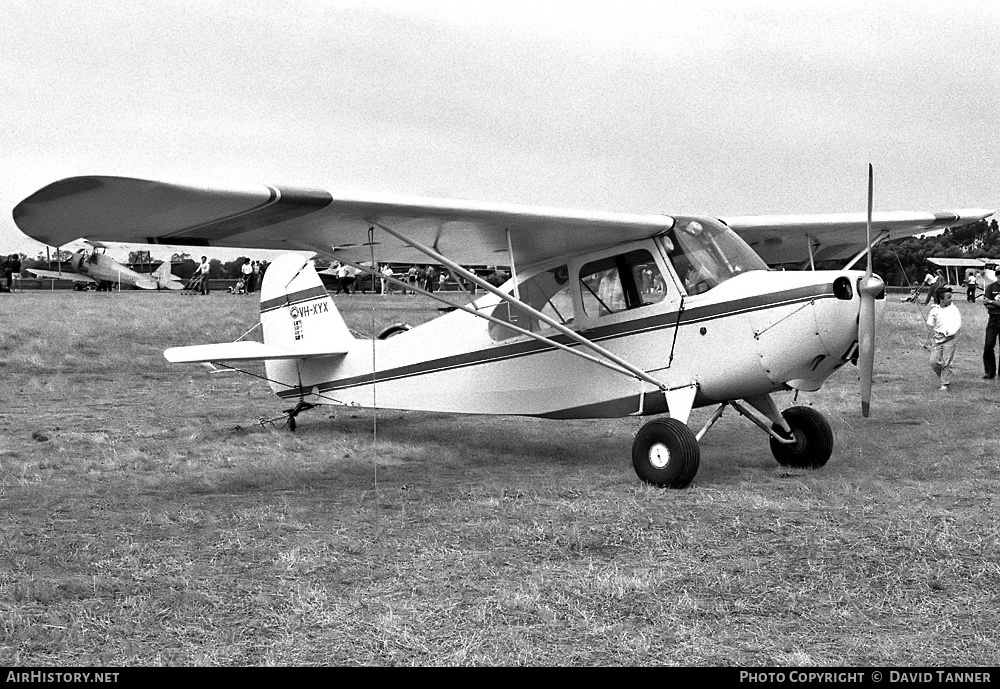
12,172,993,487
24,243,182,291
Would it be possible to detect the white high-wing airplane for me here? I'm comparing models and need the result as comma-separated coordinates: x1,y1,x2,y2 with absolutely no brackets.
13,173,993,487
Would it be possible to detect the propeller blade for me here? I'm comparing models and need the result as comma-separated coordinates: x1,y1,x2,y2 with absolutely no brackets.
858,276,879,417
865,163,873,280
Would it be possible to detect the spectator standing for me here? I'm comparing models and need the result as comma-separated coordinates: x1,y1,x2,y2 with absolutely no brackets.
406,265,418,294
240,259,253,294
248,260,259,294
380,264,394,295
982,278,1000,380
196,256,211,295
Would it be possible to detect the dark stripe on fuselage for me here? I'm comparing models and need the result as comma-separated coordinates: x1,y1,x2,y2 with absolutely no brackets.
276,282,837,399
260,285,330,313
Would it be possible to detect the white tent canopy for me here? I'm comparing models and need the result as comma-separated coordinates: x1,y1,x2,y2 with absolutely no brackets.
927,257,1000,286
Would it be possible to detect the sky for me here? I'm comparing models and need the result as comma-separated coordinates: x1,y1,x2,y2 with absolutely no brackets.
1,0,997,261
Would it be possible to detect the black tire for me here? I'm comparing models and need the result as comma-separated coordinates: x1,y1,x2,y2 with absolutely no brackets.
631,418,700,488
288,416,297,432
769,406,834,468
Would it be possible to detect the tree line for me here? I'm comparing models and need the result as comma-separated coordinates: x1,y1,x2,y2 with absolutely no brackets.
866,217,1000,287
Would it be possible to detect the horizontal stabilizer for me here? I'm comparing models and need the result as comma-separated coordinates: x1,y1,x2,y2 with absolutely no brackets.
164,340,348,364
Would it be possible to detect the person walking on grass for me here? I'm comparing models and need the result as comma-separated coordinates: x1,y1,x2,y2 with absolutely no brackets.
926,287,961,391
923,269,946,306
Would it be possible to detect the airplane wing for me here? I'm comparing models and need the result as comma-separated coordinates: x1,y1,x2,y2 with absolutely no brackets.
12,176,674,268
26,268,96,284
722,210,994,266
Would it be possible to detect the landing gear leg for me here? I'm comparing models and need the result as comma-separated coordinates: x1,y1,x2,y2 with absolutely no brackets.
631,418,700,488
284,401,318,432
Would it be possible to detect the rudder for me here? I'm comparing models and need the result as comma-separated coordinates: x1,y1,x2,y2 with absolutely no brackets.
260,254,355,356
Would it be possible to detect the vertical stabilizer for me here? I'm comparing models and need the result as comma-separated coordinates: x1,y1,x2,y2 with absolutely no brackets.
260,254,355,356
152,261,183,289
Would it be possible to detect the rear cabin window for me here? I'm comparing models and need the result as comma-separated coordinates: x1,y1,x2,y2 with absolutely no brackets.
579,250,665,318
488,265,574,342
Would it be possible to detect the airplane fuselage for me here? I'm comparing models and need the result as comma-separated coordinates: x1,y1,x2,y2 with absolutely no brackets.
264,245,878,420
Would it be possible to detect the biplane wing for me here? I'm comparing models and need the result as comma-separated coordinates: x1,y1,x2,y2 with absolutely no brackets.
723,210,994,266
26,268,97,284
12,176,673,269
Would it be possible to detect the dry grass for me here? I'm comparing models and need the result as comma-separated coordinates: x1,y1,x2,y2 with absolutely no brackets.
0,289,998,666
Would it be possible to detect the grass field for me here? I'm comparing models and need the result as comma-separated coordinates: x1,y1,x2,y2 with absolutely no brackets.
1,288,998,666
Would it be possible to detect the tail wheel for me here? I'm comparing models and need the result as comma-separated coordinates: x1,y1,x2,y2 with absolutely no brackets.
769,406,834,468
631,418,700,489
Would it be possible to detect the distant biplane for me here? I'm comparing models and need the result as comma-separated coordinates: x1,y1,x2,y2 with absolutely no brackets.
26,242,182,291
12,172,993,487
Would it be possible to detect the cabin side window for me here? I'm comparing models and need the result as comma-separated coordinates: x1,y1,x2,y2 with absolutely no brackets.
488,265,574,341
579,249,665,318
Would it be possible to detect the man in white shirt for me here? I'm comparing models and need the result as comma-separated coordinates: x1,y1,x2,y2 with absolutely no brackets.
240,259,252,294
335,262,355,295
380,264,394,295
926,287,961,391
195,256,211,295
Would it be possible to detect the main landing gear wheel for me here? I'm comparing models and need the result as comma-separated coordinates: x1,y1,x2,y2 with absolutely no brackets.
631,418,700,489
769,406,834,469
377,322,412,339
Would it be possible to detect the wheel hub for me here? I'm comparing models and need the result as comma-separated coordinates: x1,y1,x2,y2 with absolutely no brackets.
649,442,671,469
787,428,806,452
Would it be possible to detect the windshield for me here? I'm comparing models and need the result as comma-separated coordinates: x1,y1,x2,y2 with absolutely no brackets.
667,216,766,294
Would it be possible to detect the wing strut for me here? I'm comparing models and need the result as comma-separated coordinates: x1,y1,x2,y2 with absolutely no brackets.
315,254,642,382
370,220,672,391
844,230,888,270
506,229,520,301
